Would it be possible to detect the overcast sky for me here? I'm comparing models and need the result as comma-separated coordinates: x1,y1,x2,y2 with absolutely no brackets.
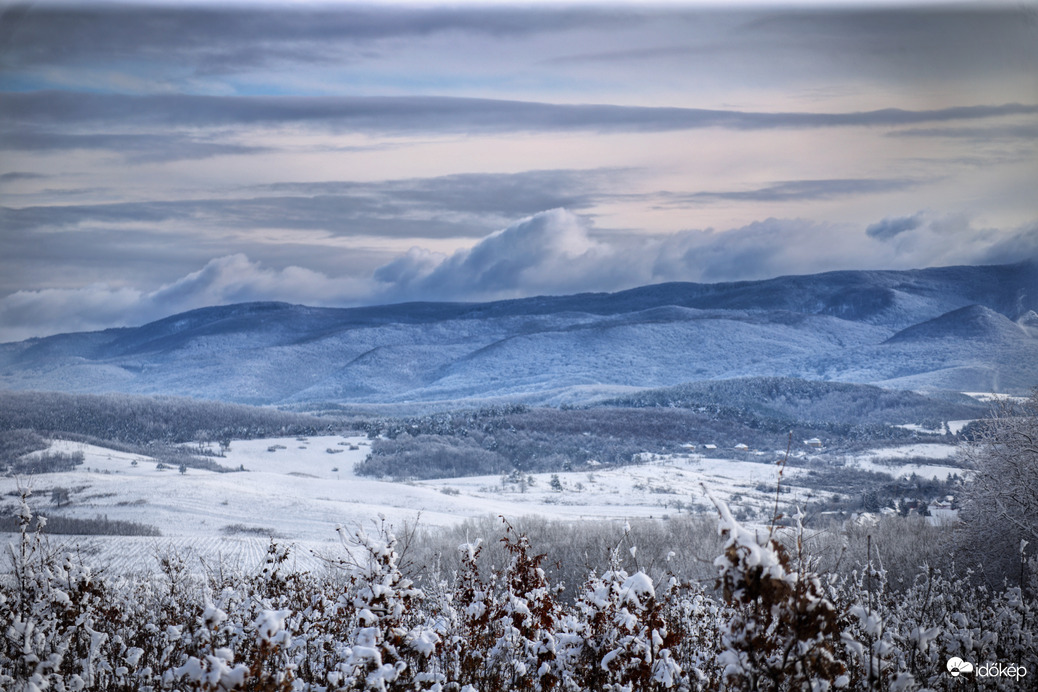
1,1,1036,341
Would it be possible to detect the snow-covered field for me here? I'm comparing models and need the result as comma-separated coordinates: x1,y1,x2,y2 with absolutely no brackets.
849,443,964,479
2,435,962,574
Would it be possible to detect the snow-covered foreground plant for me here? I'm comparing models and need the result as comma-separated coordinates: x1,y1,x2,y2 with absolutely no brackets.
3,489,1036,691
707,492,851,690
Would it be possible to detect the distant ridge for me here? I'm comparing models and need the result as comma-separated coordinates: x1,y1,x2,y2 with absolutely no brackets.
884,304,1032,344
1,261,1036,404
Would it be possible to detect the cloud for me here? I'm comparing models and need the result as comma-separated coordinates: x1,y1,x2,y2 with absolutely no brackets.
372,210,1038,299
547,7,1038,90
372,248,446,288
866,213,925,240
253,169,615,219
653,214,1038,283
0,5,616,76
145,254,367,314
3,92,1035,138
3,209,1037,343
0,169,616,238
889,124,1038,141
0,254,369,342
0,132,270,163
0,171,46,183
741,8,1038,85
6,4,1034,100
0,201,193,234
672,178,919,204
0,284,145,342
374,209,622,302
0,211,625,340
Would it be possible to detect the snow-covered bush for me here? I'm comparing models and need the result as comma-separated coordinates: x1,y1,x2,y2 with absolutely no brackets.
560,528,686,691
3,495,1036,691
488,520,564,690
331,519,442,690
707,493,852,691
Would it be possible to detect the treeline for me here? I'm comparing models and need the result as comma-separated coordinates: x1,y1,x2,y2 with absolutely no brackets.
3,493,1034,691
0,428,52,471
0,390,331,445
4,451,85,475
601,376,986,427
0,428,49,461
0,427,88,474
795,467,964,524
356,404,925,480
0,510,159,537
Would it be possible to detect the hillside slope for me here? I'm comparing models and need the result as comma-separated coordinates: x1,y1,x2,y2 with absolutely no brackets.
1,261,1035,404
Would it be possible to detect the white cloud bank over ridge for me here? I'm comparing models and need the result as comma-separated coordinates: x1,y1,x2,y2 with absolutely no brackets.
2,208,1036,343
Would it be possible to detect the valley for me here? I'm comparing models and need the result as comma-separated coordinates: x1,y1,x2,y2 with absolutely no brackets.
1,427,964,576
0,263,1032,691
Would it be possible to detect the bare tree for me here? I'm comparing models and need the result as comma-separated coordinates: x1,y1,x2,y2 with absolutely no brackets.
958,389,1038,584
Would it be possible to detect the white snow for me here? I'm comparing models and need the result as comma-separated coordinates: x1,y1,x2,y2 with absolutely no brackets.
893,424,942,435
848,443,963,480
1,434,965,574
962,392,1028,403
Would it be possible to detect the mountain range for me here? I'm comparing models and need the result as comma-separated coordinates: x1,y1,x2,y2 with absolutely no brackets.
1,261,1036,406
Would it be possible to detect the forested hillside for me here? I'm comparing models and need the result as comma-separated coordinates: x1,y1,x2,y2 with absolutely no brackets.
355,383,965,480
0,391,332,474
601,377,986,425
0,390,328,444
2,262,1035,404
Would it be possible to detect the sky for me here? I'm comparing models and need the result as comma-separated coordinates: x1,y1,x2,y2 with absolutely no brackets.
0,1,1036,342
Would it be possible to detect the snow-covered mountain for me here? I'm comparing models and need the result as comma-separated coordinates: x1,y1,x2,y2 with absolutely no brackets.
1,261,1036,405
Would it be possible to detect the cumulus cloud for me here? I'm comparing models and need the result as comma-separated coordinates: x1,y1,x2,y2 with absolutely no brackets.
651,219,860,283
145,254,363,314
0,254,369,343
0,285,146,342
873,214,1038,269
3,209,1037,343
651,213,1038,282
372,248,447,290
866,212,925,240
373,209,626,302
